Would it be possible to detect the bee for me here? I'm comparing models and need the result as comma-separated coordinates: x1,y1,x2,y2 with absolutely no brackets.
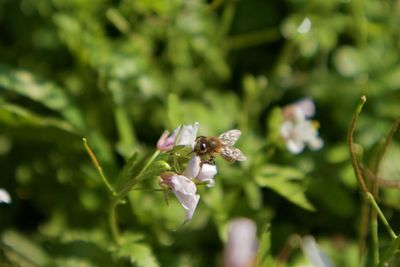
193,129,247,165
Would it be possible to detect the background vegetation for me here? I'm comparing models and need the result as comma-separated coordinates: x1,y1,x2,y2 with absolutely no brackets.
1,0,400,266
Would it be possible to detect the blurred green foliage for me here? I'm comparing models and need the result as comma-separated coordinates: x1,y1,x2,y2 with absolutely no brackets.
1,0,400,266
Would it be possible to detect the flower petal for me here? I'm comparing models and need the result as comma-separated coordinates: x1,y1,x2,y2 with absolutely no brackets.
196,163,217,187
183,155,201,179
0,188,11,204
175,122,199,148
224,218,257,267
160,173,200,220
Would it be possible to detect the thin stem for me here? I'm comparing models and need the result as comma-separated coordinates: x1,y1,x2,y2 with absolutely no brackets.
108,149,161,245
351,0,368,46
370,210,379,265
366,192,397,239
358,199,369,267
348,95,368,193
137,150,161,178
83,138,116,196
224,28,281,50
109,196,122,245
218,0,236,41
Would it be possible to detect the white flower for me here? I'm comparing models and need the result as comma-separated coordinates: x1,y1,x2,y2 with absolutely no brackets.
160,173,200,220
280,99,323,154
157,122,199,151
175,122,199,148
183,155,217,187
301,236,334,267
0,188,11,204
224,218,258,267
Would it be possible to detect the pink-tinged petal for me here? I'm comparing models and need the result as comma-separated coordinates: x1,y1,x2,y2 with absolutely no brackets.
160,173,200,220
183,155,201,179
157,130,175,152
224,218,257,267
282,98,315,120
294,98,315,118
175,122,199,148
0,188,11,204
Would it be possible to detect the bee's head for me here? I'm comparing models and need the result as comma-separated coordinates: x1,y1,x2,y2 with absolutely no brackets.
194,136,208,154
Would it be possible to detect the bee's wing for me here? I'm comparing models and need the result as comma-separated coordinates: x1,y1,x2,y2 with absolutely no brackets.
220,146,247,163
219,129,241,146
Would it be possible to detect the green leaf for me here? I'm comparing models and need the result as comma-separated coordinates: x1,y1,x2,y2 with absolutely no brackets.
114,151,170,194
0,102,77,134
1,230,50,267
257,165,305,181
378,236,400,267
114,240,159,267
256,176,316,211
257,224,274,267
0,64,85,130
266,107,283,143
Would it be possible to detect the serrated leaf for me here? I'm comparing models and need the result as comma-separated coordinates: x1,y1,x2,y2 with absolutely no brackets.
115,151,170,194
1,230,50,267
115,242,159,267
256,176,315,211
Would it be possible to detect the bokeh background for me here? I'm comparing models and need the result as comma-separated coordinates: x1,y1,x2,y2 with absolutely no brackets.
1,0,400,266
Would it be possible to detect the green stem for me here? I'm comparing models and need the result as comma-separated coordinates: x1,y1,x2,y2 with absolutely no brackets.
225,28,280,50
108,149,161,245
83,138,116,196
370,210,379,265
366,192,397,240
351,0,367,46
358,199,369,267
109,196,122,245
348,95,368,193
218,0,236,41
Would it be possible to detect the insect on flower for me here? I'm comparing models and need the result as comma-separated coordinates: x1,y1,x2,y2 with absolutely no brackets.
193,129,247,165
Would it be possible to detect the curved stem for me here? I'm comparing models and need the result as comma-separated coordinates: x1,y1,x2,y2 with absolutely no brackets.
108,149,161,245
348,95,368,193
109,196,122,245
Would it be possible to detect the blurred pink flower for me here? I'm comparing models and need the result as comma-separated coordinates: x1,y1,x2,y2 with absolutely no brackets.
224,218,258,267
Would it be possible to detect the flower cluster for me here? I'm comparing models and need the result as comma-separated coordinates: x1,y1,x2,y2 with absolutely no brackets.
280,99,323,154
157,122,218,221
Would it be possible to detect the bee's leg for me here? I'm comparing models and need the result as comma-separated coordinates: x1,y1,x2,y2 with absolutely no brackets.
203,156,216,166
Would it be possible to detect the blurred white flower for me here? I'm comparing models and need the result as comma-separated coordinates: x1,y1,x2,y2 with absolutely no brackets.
224,218,258,267
280,99,323,154
157,122,199,151
160,172,200,220
301,236,334,267
183,155,217,187
0,188,11,204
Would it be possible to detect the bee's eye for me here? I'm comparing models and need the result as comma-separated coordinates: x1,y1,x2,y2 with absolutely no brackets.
200,142,207,152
